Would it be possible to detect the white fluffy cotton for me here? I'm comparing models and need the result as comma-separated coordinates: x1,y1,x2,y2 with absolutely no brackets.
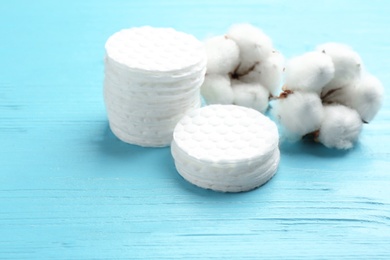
284,51,335,94
200,23,282,113
317,43,362,94
231,80,270,113
318,104,363,149
272,91,324,139
204,36,240,75
275,42,383,149
320,82,352,105
201,74,234,105
349,73,384,123
226,23,273,75
240,50,285,96
321,73,384,123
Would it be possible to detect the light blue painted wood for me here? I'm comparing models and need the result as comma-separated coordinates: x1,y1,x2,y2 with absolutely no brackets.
1,0,389,259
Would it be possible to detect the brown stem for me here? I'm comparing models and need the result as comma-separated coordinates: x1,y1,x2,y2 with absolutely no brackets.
278,89,294,99
303,129,320,142
321,87,342,101
230,62,242,79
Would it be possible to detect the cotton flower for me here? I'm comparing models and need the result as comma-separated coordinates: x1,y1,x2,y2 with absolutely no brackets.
317,43,362,95
201,74,234,105
226,23,273,76
320,82,352,105
204,35,240,75
350,73,384,123
321,73,384,123
317,104,363,149
200,23,283,113
284,51,335,94
274,42,383,149
272,91,324,140
240,50,285,96
231,80,270,113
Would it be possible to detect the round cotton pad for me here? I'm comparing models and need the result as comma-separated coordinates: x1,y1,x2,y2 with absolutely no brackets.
171,104,280,192
105,26,206,74
104,26,206,147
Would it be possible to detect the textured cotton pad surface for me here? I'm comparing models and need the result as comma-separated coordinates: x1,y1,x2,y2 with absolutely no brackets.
171,104,280,192
105,26,206,74
104,26,206,147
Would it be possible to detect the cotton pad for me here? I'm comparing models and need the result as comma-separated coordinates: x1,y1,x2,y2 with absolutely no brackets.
104,26,206,147
171,105,280,192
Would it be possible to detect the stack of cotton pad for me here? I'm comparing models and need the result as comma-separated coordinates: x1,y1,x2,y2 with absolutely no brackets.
171,105,280,192
104,26,206,147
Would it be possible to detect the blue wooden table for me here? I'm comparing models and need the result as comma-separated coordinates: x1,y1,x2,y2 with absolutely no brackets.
1,0,389,259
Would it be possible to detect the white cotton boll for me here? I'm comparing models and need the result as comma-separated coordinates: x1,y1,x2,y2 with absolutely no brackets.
321,82,353,105
204,35,240,75
272,91,324,139
240,50,285,96
201,74,234,105
321,74,384,123
227,23,273,75
317,43,363,93
349,73,384,123
284,51,335,94
318,104,363,149
231,80,270,113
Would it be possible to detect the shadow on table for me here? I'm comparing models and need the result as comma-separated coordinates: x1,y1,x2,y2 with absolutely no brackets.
96,123,162,159
95,123,177,176
94,123,361,199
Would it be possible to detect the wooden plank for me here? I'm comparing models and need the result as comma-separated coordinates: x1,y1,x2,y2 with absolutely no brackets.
0,0,389,259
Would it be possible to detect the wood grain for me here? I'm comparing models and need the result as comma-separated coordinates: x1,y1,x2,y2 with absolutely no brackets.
1,0,389,259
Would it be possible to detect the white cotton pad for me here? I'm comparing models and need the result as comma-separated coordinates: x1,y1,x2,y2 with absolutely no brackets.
204,35,240,75
105,26,206,74
104,26,206,147
171,105,280,192
318,104,363,149
272,91,324,140
284,51,335,94
227,23,273,76
317,42,362,94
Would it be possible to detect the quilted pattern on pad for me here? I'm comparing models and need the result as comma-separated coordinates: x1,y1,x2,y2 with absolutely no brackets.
171,105,280,192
